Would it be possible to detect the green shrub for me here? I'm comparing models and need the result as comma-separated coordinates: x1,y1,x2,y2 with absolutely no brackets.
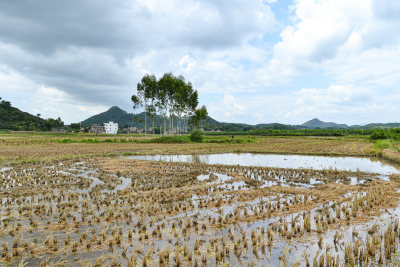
152,135,190,143
81,138,99,143
374,139,393,150
370,130,388,140
121,151,136,156
205,137,255,144
190,130,204,142
58,139,74,143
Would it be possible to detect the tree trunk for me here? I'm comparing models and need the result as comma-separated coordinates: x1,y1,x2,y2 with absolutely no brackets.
144,104,147,137
164,117,166,135
160,116,162,137
152,117,155,137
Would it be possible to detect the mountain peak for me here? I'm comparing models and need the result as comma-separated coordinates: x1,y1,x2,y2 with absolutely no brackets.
308,118,322,123
81,106,130,126
108,106,127,113
302,118,349,129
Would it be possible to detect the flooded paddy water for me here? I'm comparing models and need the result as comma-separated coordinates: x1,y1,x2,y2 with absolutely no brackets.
1,153,400,266
122,153,400,176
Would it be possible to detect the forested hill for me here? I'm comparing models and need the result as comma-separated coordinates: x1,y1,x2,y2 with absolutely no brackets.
80,106,299,130
302,118,349,129
0,97,64,131
80,106,400,131
80,106,133,127
2,99,398,132
80,106,219,128
301,118,400,130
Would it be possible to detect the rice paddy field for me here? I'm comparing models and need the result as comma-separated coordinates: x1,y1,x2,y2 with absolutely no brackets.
1,133,400,266
0,133,376,164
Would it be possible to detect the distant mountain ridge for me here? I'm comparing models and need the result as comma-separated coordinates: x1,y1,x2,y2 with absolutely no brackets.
2,100,398,132
301,118,400,129
80,106,400,130
80,106,219,128
302,118,349,129
80,106,132,127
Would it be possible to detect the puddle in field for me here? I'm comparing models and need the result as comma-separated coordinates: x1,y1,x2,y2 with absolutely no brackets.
198,173,252,191
122,153,400,176
104,176,131,193
64,162,131,193
75,176,104,193
198,171,332,189
0,167,13,172
349,177,366,185
114,176,131,191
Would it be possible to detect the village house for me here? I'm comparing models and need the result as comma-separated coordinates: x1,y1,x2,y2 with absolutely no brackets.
122,127,138,133
89,124,105,134
104,121,118,134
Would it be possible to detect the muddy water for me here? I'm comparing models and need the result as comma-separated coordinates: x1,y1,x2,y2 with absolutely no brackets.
121,153,400,175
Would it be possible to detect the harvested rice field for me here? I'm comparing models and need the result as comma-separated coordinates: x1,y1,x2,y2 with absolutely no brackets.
0,135,374,164
1,150,400,266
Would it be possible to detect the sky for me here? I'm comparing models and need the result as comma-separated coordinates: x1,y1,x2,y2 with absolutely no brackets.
0,0,399,125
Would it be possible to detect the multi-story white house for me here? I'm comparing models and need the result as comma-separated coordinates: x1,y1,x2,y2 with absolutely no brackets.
104,121,118,134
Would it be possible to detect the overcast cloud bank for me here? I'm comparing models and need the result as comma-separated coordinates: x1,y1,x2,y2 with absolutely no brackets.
0,0,399,124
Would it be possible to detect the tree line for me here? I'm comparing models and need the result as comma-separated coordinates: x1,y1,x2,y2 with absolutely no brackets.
204,128,383,137
131,73,208,136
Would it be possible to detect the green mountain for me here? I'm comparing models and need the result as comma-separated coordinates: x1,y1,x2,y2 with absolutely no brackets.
80,106,133,127
80,106,400,131
301,118,400,130
80,106,218,128
2,98,397,132
206,122,296,131
80,106,300,131
358,123,400,129
302,118,349,129
255,123,296,130
0,97,64,131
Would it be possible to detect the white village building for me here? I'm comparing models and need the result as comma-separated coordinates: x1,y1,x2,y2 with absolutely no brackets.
104,121,118,134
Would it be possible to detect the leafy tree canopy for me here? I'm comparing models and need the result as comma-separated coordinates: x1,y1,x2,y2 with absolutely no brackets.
132,73,207,135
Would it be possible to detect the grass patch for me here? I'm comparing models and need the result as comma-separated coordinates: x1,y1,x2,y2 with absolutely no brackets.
146,135,190,143
205,137,255,144
57,138,75,143
121,151,137,156
374,139,400,152
80,138,100,143
203,135,256,144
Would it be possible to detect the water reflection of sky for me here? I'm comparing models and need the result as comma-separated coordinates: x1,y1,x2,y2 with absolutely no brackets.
122,153,400,175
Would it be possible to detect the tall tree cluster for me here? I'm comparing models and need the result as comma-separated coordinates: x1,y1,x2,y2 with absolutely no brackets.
131,73,207,135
